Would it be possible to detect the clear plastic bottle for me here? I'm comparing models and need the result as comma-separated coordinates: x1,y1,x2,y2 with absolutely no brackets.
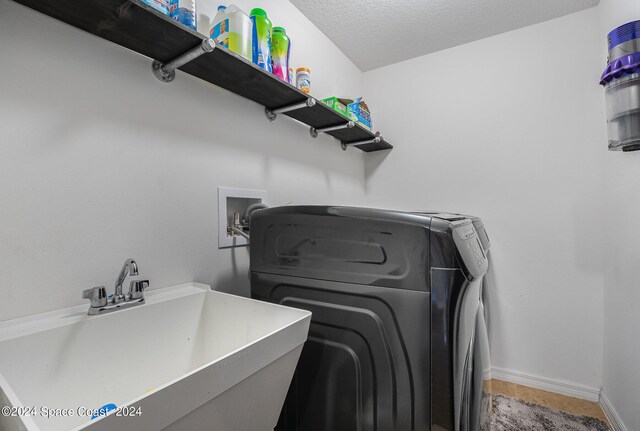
171,0,196,31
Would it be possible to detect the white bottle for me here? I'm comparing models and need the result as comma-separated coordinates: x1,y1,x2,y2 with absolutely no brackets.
209,4,252,61
209,5,228,45
195,2,214,36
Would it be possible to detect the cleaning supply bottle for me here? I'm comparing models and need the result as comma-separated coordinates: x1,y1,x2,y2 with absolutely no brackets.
296,67,311,94
250,8,272,72
171,0,196,31
141,0,171,16
210,4,252,61
210,5,229,47
196,3,215,36
227,4,252,61
270,27,290,81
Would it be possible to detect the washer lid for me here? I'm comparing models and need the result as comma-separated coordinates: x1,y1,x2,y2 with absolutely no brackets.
249,205,435,291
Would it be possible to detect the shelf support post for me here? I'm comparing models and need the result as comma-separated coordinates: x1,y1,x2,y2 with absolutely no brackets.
152,38,216,83
265,98,316,122
341,136,381,151
310,121,355,139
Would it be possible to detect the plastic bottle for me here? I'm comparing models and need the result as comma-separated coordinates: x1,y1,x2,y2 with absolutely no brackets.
210,5,228,46
196,4,215,36
140,0,171,16
171,0,196,31
250,8,272,72
270,27,290,82
296,68,311,94
210,4,252,61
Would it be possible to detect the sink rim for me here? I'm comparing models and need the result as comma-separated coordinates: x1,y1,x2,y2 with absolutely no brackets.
0,283,210,342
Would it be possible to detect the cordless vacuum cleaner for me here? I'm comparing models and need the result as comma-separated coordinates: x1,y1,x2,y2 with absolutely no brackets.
600,20,640,151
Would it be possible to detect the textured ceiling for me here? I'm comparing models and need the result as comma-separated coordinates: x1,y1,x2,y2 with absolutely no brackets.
289,0,600,71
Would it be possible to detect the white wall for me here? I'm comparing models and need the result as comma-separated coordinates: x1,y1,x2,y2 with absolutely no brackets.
363,8,606,390
600,0,640,428
0,0,365,321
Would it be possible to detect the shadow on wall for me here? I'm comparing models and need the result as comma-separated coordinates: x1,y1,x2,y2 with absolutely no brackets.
212,246,251,297
364,150,391,194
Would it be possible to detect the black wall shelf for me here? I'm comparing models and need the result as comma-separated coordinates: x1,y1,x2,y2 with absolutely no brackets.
11,0,393,152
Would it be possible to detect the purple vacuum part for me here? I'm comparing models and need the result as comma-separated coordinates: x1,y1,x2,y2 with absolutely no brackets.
608,20,640,51
600,52,640,85
600,20,640,86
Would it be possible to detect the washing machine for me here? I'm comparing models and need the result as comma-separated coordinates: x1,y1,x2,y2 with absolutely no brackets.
249,206,491,431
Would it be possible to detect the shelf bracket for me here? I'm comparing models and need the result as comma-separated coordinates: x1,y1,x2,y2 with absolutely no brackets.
265,98,316,122
341,136,382,151
152,38,216,83
310,121,355,139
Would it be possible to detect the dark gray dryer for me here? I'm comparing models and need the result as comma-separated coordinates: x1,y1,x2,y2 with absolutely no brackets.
249,206,491,431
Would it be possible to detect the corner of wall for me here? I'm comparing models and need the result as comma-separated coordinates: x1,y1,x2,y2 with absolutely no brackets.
600,391,630,431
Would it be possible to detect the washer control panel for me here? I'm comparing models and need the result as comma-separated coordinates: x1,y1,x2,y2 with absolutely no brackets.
453,223,489,279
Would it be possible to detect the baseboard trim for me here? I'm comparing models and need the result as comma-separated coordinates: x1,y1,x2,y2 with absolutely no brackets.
599,391,628,431
492,367,601,402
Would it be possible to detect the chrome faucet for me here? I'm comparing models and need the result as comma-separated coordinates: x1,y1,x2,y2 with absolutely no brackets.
82,258,149,315
114,258,138,304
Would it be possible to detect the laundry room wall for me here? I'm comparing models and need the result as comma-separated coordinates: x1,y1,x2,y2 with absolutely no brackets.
0,0,365,322
362,8,606,391
600,0,640,428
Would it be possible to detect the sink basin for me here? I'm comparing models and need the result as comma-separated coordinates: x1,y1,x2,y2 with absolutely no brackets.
0,283,311,431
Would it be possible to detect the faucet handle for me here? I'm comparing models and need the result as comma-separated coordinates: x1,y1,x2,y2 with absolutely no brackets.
82,286,107,308
129,280,149,300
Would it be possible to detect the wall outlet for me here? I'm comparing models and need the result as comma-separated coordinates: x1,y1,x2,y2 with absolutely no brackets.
218,187,267,248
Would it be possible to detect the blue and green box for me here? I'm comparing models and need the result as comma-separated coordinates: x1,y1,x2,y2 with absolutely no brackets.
347,98,372,131
322,97,350,118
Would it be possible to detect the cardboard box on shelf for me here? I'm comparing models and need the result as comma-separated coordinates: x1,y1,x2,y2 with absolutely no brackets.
322,96,351,118
347,98,372,131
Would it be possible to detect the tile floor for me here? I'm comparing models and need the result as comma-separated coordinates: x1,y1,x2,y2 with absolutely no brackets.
490,379,610,427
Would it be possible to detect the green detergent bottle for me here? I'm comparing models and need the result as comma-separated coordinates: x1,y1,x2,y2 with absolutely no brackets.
270,27,290,82
250,8,272,72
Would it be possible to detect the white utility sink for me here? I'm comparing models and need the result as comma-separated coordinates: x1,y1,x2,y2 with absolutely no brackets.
0,283,311,431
